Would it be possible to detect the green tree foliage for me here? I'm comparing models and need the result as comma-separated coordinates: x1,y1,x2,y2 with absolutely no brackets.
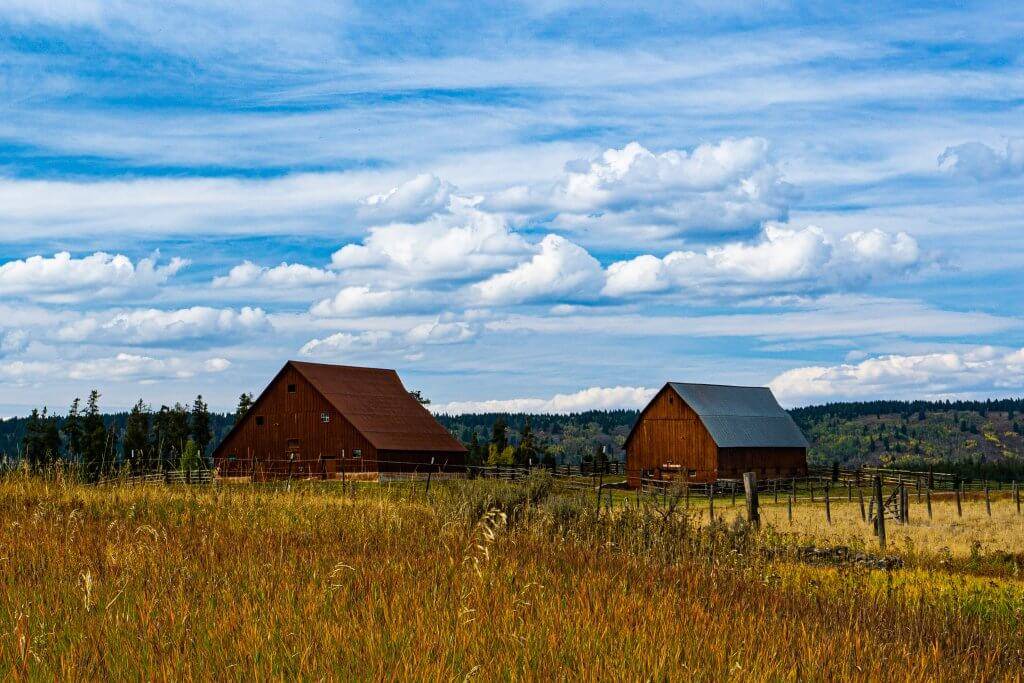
486,444,515,467
409,390,431,405
152,403,190,470
234,392,254,423
190,395,213,458
467,432,484,467
61,397,83,461
490,418,508,453
514,416,538,466
21,408,60,467
123,400,151,472
180,439,202,472
82,390,107,481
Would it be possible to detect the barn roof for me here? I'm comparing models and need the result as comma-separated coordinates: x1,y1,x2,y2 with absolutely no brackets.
288,361,466,453
668,383,808,448
627,382,808,449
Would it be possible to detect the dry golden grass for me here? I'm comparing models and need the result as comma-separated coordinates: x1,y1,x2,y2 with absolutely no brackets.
2,473,1023,680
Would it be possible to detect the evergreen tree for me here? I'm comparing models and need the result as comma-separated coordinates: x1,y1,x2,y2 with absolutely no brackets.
490,417,508,453
81,390,106,481
514,416,538,466
409,390,431,405
467,431,483,467
152,404,189,470
234,392,254,423
123,400,151,472
21,409,44,467
62,397,83,462
190,395,213,459
180,439,202,472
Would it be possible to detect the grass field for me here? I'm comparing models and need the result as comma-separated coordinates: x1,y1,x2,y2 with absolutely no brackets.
3,472,1024,680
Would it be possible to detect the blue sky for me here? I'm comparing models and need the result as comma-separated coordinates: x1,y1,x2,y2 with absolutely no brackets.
1,0,1023,415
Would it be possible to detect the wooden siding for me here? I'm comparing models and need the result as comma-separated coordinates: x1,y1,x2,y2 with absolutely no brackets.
717,447,808,480
214,365,379,480
626,386,719,487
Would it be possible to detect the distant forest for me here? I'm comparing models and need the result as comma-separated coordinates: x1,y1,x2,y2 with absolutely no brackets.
3,396,1024,479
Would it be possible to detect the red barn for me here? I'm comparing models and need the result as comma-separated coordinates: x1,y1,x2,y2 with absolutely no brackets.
213,360,466,480
625,382,808,488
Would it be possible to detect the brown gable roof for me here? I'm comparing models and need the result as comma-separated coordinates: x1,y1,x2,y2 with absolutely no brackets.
289,360,466,453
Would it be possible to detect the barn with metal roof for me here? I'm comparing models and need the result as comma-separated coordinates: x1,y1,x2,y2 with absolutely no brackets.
624,382,808,487
213,361,466,481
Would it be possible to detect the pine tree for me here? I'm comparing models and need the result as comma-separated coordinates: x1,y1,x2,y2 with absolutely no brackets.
123,400,151,473
234,392,254,423
41,409,61,465
62,397,83,462
515,416,538,466
190,395,213,461
21,408,44,467
467,432,483,467
490,418,508,453
81,390,106,481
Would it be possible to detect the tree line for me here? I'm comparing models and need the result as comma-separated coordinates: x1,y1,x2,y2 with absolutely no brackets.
14,391,254,480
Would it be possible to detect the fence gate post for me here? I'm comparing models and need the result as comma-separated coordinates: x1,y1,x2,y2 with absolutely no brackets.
873,475,886,549
985,480,991,517
824,483,831,525
926,485,932,520
743,472,759,528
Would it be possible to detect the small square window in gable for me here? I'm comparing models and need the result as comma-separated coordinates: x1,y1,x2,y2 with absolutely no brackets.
255,416,265,426
287,383,297,394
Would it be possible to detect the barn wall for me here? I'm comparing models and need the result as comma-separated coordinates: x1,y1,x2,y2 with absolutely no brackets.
716,447,808,480
214,365,378,480
625,387,719,487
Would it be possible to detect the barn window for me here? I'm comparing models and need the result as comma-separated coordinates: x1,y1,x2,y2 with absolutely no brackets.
321,412,330,423
255,416,265,426
287,438,300,450
687,469,696,477
668,396,674,404
352,449,362,459
287,383,296,393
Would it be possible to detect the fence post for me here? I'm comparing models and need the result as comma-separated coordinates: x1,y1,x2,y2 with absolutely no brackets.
824,483,831,525
985,480,991,517
956,479,963,518
858,485,866,522
1015,480,1021,515
731,481,737,506
743,472,759,528
708,483,715,522
425,456,435,499
787,484,793,524
873,475,886,549
926,485,932,520
902,484,910,524
847,482,852,502
773,480,779,504
596,469,604,515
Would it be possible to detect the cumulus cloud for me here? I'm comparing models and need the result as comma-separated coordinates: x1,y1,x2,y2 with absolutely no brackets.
489,139,793,240
298,330,395,357
359,173,455,222
0,330,29,354
331,198,531,284
603,224,924,297
310,286,437,317
0,353,230,384
405,320,477,345
432,385,657,414
0,251,187,302
212,261,336,289
770,346,1024,405
938,139,1024,180
56,307,270,344
473,234,605,305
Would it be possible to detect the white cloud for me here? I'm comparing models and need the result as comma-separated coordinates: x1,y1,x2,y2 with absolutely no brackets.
0,353,230,384
0,251,187,303
489,139,792,240
359,173,454,222
330,198,531,284
473,234,605,305
299,330,395,357
405,320,477,345
432,385,657,414
212,260,336,289
55,307,270,344
938,139,1024,180
770,346,1024,405
0,330,29,354
310,286,437,318
603,224,924,297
